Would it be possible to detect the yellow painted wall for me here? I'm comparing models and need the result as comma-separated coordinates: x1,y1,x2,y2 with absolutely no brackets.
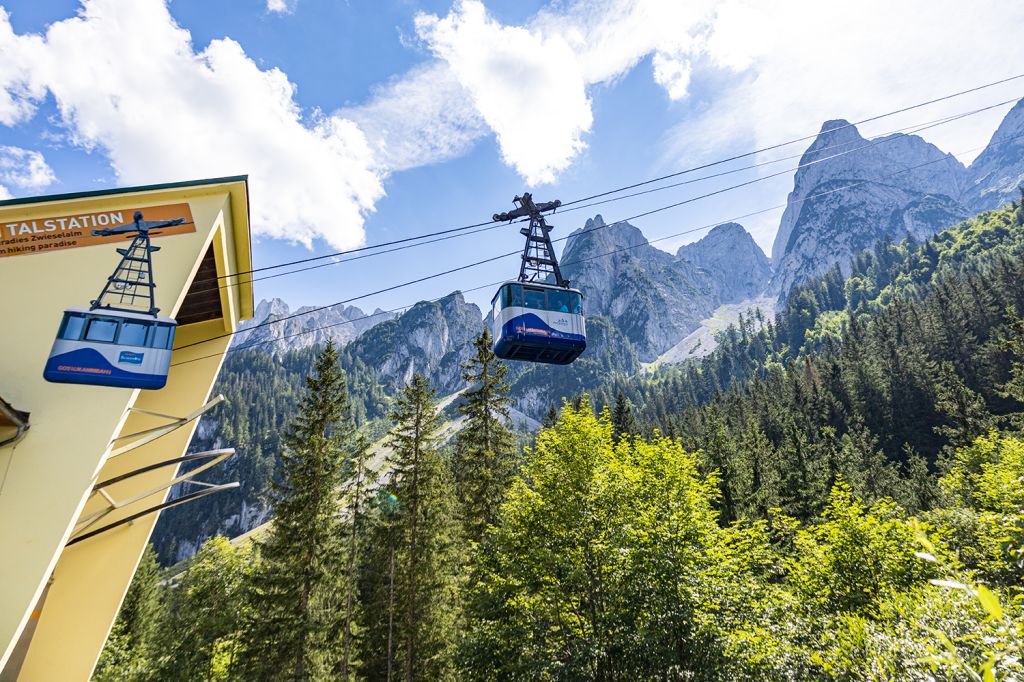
0,180,251,680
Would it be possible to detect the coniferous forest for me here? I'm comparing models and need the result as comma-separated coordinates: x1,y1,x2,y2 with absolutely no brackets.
97,203,1024,680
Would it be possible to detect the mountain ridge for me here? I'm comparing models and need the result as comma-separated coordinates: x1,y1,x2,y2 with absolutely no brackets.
767,101,1024,295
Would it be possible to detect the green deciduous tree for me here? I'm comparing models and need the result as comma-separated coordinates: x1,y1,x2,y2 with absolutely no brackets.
788,483,935,615
461,400,739,679
154,536,256,680
93,545,164,682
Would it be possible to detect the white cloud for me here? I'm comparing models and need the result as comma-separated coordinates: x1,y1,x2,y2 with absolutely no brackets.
0,142,54,225
266,0,295,14
2,0,1022,247
662,0,1024,168
0,145,56,190
0,8,46,126
0,0,382,249
342,62,488,172
411,0,718,184
409,0,1024,188
415,1,593,185
651,53,692,102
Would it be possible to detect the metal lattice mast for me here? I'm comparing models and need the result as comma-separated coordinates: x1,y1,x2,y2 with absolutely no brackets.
90,210,185,316
492,193,568,288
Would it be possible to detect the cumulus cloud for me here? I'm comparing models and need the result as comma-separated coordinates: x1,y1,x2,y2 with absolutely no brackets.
0,145,56,190
0,0,382,249
342,62,488,172
266,0,295,14
415,2,593,185
0,8,46,126
661,0,1024,167
2,0,1022,247
651,53,693,101
411,0,718,184
408,0,1024,187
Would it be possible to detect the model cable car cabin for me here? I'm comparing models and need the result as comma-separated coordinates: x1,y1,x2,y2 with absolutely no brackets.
43,211,185,390
490,193,586,365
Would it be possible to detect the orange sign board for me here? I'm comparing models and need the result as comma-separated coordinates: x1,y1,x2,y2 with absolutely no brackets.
0,202,196,258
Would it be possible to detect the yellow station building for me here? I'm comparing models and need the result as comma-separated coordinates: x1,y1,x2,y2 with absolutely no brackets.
0,177,254,680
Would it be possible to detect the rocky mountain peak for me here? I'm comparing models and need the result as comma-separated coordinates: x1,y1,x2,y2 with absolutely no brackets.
681,221,748,244
561,218,673,315
234,297,395,353
565,216,655,259
557,216,773,361
768,115,970,294
349,290,482,392
678,223,771,301
811,119,862,147
964,98,1024,212
252,297,290,323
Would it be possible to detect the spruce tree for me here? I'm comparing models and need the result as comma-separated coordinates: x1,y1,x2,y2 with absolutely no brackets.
243,341,354,680
901,447,936,513
361,373,462,681
541,404,559,429
339,433,372,680
611,391,638,442
453,330,516,543
998,311,1024,428
699,411,741,523
934,361,995,447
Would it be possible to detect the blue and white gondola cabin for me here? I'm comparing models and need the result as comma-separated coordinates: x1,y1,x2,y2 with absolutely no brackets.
43,308,177,389
490,281,586,365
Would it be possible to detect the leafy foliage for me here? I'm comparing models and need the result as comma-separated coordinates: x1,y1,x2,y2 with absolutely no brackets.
102,203,1024,680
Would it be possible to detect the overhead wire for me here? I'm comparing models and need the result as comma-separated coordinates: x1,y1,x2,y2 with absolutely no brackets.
185,96,1017,299
169,128,1023,368
176,101,1014,339
558,71,1024,208
211,73,1024,286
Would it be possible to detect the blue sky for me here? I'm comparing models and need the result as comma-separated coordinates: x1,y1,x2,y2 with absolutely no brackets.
2,0,1023,315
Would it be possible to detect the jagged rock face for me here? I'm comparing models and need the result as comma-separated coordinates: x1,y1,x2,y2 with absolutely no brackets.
773,182,968,294
347,291,483,393
677,222,772,301
560,215,768,361
234,297,394,353
963,98,1024,212
559,215,669,310
769,119,968,294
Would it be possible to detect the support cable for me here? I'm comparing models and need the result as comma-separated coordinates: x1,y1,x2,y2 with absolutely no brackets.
169,130,1021,367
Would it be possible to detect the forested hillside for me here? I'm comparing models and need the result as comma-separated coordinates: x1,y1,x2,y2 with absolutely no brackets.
600,197,1024,469
153,342,393,562
154,197,1024,563
106,201,1024,680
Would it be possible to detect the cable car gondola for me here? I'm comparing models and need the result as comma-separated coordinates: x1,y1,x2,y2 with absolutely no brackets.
44,308,177,389
490,280,585,365
43,211,185,390
490,193,587,365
